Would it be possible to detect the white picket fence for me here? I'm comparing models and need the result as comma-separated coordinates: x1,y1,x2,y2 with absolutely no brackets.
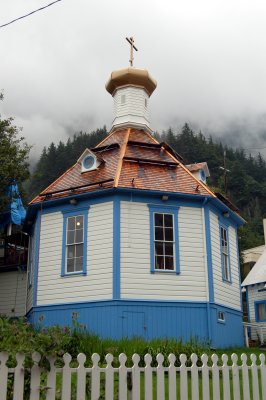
1,351,266,400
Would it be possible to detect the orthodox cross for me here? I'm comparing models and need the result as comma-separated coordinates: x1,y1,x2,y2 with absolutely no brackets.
126,37,138,67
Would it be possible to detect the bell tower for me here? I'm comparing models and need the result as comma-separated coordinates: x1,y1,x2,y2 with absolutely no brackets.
105,37,157,133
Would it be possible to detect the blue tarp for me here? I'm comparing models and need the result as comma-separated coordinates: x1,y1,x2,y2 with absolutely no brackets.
0,182,26,229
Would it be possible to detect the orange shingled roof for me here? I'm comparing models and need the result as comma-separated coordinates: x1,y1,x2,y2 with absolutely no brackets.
30,128,215,204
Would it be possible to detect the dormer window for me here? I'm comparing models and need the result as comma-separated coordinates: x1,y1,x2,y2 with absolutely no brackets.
78,149,101,173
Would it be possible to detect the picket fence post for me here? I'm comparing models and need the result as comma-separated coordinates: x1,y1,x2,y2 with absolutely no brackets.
231,353,240,400
46,355,56,400
132,353,140,400
144,353,152,400
0,351,8,400
118,353,127,399
260,354,266,400
77,353,86,400
13,352,25,400
241,354,251,400
105,353,114,400
201,354,210,400
168,353,176,400
180,353,188,400
251,354,260,400
62,353,72,400
30,352,41,400
221,354,230,400
91,353,100,400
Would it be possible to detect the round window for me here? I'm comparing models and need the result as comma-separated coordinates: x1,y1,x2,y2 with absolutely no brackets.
83,155,95,170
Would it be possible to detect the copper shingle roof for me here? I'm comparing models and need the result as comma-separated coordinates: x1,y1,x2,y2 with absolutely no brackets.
29,128,215,204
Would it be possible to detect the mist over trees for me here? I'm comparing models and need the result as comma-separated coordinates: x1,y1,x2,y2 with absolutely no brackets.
26,123,266,252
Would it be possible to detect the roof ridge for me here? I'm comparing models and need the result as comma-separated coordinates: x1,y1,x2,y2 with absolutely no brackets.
157,143,215,198
114,128,131,187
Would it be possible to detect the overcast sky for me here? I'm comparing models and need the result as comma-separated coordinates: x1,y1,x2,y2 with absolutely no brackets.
1,0,266,162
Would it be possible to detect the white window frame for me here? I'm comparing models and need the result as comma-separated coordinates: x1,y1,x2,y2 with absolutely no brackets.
65,215,84,274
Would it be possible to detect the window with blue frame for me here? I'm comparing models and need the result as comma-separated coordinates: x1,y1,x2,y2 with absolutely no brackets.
149,205,179,273
220,226,230,281
66,215,84,273
256,301,266,322
61,208,88,276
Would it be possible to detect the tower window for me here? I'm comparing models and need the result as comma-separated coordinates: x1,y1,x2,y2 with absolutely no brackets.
121,94,126,105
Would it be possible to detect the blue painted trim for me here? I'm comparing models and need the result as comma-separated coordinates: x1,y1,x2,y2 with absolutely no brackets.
30,298,209,311
254,300,266,322
235,231,243,312
204,206,214,302
26,187,244,229
113,197,120,299
33,211,41,307
219,222,232,283
148,204,180,274
61,207,89,277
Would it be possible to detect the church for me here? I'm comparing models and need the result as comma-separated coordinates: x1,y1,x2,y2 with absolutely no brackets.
25,39,245,348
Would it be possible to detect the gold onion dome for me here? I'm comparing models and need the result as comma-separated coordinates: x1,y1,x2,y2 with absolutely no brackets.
105,67,157,97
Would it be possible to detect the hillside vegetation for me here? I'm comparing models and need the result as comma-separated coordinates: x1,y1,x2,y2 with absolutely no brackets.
27,123,266,253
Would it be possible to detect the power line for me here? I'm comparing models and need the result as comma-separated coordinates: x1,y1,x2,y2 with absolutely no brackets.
0,0,62,29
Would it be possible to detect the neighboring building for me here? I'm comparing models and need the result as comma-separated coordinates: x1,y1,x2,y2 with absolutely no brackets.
0,182,28,317
242,249,266,341
242,219,266,279
25,59,245,348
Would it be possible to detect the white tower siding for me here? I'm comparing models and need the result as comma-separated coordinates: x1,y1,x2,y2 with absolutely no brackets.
113,87,150,130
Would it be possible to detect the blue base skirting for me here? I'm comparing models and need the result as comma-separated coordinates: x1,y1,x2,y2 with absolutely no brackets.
27,300,244,348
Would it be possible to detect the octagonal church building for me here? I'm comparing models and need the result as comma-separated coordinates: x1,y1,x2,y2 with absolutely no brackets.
26,50,244,348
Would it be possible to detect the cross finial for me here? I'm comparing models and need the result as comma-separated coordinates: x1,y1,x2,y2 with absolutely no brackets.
126,37,138,67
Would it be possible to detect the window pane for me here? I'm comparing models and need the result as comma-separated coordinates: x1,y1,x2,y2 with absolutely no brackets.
154,213,163,227
155,227,164,241
155,256,164,269
165,243,174,256
164,214,173,227
75,229,83,243
67,230,75,245
258,304,266,320
67,258,74,272
68,217,75,231
165,228,173,241
155,242,164,255
67,245,75,259
75,257,83,271
165,256,174,270
76,244,83,258
223,255,229,280
76,215,83,229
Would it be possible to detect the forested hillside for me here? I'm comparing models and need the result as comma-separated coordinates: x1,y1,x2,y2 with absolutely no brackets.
27,123,266,252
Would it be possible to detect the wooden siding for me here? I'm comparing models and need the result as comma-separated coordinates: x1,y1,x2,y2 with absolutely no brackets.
114,87,149,121
37,202,113,305
0,271,27,316
210,211,241,310
120,201,208,301
248,283,266,340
